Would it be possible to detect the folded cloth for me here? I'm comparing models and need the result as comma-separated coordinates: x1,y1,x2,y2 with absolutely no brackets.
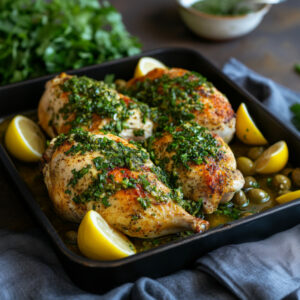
1,226,300,300
0,229,235,300
1,59,300,300
223,58,300,132
197,225,300,300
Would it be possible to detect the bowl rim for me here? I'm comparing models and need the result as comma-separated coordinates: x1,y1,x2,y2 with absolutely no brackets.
177,0,271,20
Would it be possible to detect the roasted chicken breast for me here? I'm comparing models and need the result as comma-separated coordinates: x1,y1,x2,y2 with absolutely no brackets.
38,73,153,140
124,68,236,143
148,123,244,214
42,129,208,238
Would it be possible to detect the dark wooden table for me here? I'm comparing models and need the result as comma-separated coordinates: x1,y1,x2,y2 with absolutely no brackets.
1,0,300,231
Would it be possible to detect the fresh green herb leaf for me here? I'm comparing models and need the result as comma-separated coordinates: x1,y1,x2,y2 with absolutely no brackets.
0,0,141,85
133,129,145,137
290,103,300,130
215,202,242,220
131,214,140,221
266,177,272,187
103,74,115,87
294,64,300,75
137,197,151,210
68,165,91,187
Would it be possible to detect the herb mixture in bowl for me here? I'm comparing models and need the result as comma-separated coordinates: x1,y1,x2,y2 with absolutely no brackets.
177,0,271,40
192,0,254,16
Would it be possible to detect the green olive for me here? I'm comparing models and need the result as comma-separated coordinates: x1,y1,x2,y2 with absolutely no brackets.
292,168,300,187
277,189,291,196
237,157,255,176
243,176,258,190
65,230,78,245
247,147,264,160
232,190,249,208
115,79,127,89
272,174,291,191
247,188,270,204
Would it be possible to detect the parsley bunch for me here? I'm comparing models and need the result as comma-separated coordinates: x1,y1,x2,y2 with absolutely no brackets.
0,0,141,85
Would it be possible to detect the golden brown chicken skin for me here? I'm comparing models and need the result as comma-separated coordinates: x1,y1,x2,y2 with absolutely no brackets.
42,129,208,238
148,123,244,214
38,73,153,141
124,68,236,143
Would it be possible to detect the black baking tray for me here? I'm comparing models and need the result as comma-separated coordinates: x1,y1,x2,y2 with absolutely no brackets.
1,47,300,293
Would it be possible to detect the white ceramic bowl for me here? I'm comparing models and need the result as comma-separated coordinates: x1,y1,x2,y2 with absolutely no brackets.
177,0,271,40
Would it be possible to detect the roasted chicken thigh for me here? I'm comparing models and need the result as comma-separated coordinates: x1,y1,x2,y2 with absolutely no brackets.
124,68,236,143
42,129,208,238
148,123,244,214
38,73,153,140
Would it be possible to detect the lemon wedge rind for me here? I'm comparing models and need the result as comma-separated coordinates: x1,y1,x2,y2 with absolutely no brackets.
5,115,46,162
77,210,136,261
134,57,167,78
276,190,300,204
236,103,268,145
255,141,288,174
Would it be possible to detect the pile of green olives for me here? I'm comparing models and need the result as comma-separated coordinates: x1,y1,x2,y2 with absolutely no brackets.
233,175,270,208
233,145,300,211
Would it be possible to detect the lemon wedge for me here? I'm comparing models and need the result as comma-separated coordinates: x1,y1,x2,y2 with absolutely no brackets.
255,141,288,174
5,115,46,162
134,57,167,78
236,103,268,145
276,190,300,204
77,210,136,261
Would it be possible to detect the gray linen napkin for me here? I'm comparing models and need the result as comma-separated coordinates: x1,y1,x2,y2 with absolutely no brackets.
0,58,300,300
223,58,300,132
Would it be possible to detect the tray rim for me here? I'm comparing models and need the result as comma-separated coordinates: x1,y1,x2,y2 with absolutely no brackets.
1,46,300,269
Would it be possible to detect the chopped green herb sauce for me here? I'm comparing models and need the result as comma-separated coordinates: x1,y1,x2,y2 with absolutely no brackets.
55,128,171,209
68,165,91,187
146,123,223,216
215,202,242,220
192,0,252,16
148,123,221,171
167,123,221,168
103,74,115,87
133,129,145,137
122,71,211,129
174,189,204,219
137,197,151,210
56,76,150,135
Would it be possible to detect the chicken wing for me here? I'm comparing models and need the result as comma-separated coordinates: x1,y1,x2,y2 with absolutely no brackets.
38,73,153,140
148,123,244,214
124,68,235,143
42,129,208,238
